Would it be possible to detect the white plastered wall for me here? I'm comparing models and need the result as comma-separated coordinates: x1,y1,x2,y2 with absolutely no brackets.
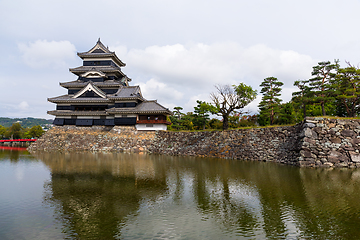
135,124,167,131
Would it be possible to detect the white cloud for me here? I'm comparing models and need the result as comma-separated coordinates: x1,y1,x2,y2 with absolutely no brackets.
138,78,183,101
18,101,29,110
113,42,318,113
18,40,76,69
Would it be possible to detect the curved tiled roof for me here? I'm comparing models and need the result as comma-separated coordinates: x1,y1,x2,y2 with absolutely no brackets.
48,110,108,116
60,80,124,88
107,86,144,100
106,101,172,115
48,95,112,103
69,66,126,77
77,39,126,67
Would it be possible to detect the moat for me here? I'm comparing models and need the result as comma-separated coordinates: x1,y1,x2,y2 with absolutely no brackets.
1,148,360,239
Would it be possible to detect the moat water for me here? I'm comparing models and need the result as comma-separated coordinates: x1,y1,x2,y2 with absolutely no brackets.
1,147,360,239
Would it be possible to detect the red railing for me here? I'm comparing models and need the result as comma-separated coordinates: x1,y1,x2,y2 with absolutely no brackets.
0,139,37,143
0,146,28,151
136,120,171,125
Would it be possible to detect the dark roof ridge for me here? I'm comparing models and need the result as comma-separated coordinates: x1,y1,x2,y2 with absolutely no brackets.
82,38,112,54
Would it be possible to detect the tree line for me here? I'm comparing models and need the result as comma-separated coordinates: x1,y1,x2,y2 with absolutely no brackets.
0,123,45,139
169,60,360,131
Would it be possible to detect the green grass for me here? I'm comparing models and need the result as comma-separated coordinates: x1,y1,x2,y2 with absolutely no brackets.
311,116,360,120
167,124,296,133
167,116,360,133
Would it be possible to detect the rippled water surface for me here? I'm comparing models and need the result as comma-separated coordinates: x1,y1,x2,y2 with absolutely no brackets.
1,147,360,239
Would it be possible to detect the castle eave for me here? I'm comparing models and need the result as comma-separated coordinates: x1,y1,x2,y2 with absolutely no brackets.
77,53,126,67
48,110,108,116
48,96,112,103
60,80,123,88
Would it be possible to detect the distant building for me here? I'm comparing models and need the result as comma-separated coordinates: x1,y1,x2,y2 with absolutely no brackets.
48,39,172,130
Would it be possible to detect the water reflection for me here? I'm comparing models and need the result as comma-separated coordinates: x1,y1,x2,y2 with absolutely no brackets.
28,152,360,239
37,152,167,239
0,147,33,162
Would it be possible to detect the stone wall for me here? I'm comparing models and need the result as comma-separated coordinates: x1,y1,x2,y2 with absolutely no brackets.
28,125,156,152
28,118,360,168
148,126,301,166
298,117,360,168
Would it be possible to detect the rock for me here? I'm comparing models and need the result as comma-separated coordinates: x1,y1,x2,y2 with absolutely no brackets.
335,162,349,168
301,128,318,139
351,138,360,145
350,152,360,163
330,137,342,144
323,162,334,167
342,130,355,137
305,119,318,123
304,123,316,128
328,151,347,163
300,150,312,158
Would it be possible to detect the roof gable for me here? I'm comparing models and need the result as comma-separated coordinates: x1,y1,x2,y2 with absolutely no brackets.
81,69,106,78
73,82,107,99
87,38,111,54
76,39,126,67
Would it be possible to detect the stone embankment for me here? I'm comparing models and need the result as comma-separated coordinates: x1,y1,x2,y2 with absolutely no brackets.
28,126,155,153
28,117,360,168
149,125,301,165
298,117,360,168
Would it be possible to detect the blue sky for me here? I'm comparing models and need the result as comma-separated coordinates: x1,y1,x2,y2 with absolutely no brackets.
1,0,360,119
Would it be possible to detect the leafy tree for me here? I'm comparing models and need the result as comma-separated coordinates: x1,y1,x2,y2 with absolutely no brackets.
228,113,257,128
210,83,257,130
333,63,360,117
168,115,182,130
8,122,23,139
0,125,6,139
208,118,223,130
258,77,283,125
168,109,194,131
27,125,45,138
238,114,257,127
192,100,215,130
308,60,339,116
180,113,194,130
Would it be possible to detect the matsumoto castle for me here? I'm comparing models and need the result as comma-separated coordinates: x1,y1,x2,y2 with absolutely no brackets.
48,39,172,130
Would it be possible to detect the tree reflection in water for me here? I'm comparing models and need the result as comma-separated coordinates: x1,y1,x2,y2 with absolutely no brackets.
32,152,360,239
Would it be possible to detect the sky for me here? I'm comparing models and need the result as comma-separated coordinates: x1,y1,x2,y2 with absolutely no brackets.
1,0,360,119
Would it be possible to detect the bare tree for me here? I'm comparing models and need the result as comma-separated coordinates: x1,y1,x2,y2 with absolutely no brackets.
210,84,257,130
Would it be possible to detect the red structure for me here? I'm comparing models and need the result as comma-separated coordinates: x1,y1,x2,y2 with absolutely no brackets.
0,139,37,143
0,139,37,147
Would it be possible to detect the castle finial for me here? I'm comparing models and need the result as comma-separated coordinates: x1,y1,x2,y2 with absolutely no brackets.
97,37,101,43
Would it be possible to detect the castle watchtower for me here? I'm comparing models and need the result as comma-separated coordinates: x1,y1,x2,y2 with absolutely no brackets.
48,39,172,130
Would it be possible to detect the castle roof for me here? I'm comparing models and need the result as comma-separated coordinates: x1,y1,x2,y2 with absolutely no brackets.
48,110,108,116
48,94,112,103
77,39,126,67
60,80,124,88
107,86,144,100
107,101,172,115
72,82,107,99
69,65,126,77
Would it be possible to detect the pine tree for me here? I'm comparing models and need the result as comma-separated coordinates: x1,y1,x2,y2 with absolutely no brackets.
258,77,283,125
293,80,312,119
333,63,360,117
308,60,339,116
